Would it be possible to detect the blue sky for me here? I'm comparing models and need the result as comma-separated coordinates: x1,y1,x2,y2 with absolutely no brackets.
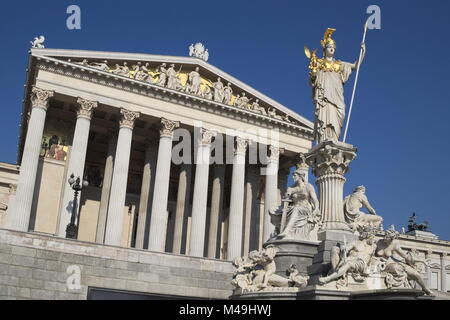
1,0,449,238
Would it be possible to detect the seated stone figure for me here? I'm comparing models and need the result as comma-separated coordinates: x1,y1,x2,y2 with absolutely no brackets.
344,186,383,231
376,228,432,295
270,168,321,241
319,225,378,285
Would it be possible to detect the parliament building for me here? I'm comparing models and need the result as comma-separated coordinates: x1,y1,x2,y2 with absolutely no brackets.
0,44,448,299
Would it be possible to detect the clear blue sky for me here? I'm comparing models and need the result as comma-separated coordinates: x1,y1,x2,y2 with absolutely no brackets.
1,0,449,238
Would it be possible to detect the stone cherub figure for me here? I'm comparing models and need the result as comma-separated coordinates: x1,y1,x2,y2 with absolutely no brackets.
319,225,378,286
231,246,309,291
305,28,366,143
344,186,383,232
270,168,321,241
376,228,433,295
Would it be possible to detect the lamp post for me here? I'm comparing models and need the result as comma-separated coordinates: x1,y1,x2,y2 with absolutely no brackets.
66,173,88,239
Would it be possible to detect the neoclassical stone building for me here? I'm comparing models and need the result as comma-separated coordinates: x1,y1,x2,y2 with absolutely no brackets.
0,45,448,299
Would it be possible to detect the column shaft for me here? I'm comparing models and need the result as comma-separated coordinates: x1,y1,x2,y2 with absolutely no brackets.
207,164,225,258
243,166,259,254
263,146,279,242
104,109,140,246
189,144,212,257
227,137,248,260
95,135,116,243
58,98,97,237
148,118,180,252
441,254,447,292
135,144,157,249
172,164,192,254
11,87,53,231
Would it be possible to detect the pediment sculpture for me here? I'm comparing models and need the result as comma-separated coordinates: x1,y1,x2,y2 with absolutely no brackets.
67,58,296,124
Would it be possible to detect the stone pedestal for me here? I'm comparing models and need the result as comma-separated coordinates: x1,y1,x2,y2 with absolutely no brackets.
308,230,358,284
264,239,319,277
306,141,357,232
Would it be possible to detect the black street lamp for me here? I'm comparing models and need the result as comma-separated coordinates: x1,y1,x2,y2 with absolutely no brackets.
66,173,88,239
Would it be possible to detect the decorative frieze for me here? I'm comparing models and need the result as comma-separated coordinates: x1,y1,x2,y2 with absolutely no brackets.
76,97,98,120
119,108,140,129
30,86,54,110
36,60,314,140
159,118,180,137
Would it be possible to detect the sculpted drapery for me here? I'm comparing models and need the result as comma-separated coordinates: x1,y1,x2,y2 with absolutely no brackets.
307,28,364,143
312,60,353,143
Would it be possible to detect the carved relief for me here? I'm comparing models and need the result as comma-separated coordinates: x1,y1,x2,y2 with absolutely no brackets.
231,246,309,292
67,59,299,124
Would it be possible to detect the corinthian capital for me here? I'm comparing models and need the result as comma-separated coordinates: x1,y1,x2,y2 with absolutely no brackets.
198,128,217,145
31,86,54,110
160,118,180,137
235,136,250,155
76,97,98,120
119,108,140,129
268,145,283,162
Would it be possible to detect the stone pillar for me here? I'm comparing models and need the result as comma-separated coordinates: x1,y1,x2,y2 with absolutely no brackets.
207,164,225,258
441,253,447,292
58,98,98,237
227,137,249,260
104,109,140,246
263,145,280,242
148,118,180,252
306,141,357,232
243,165,260,254
277,168,290,206
11,87,53,232
298,153,309,182
189,128,216,257
135,140,157,249
95,132,117,243
172,163,192,254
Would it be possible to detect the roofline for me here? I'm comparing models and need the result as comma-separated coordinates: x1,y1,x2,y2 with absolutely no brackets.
30,48,314,129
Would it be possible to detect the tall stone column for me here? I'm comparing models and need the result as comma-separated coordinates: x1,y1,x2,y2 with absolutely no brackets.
95,132,117,243
148,118,180,252
189,128,216,257
207,164,225,258
243,165,260,254
306,141,357,232
277,168,290,206
135,140,157,249
227,137,249,260
11,87,53,232
104,109,140,246
172,163,192,254
263,145,280,242
58,98,98,237
441,253,447,292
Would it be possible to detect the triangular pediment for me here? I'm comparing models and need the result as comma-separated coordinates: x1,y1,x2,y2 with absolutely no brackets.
30,48,313,132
